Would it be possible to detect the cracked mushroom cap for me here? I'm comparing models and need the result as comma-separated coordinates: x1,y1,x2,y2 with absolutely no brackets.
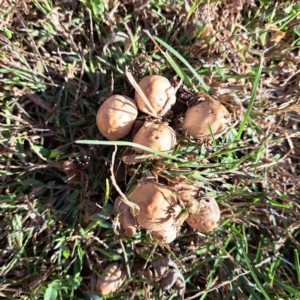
182,100,231,139
96,95,138,140
135,75,176,116
132,122,176,153
95,262,127,296
114,197,138,237
186,196,220,232
128,180,177,232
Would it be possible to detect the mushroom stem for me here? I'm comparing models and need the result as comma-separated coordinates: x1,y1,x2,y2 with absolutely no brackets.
125,69,158,118
110,146,140,216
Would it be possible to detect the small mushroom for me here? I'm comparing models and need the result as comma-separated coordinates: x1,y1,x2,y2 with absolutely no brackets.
151,225,178,243
128,180,177,235
132,122,176,153
185,196,220,232
96,95,138,140
114,197,138,237
182,100,231,139
95,262,127,296
135,75,176,116
62,161,80,182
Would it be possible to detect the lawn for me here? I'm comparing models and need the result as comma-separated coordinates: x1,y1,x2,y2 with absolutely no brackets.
0,0,300,299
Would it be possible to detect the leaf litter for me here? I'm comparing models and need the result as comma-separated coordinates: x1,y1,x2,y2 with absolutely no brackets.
0,0,300,299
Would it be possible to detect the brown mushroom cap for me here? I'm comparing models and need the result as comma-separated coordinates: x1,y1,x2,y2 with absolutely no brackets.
95,262,127,295
182,100,231,139
128,180,177,232
62,161,80,182
185,196,220,232
135,75,176,116
151,225,178,243
132,122,176,153
114,197,138,237
96,95,138,140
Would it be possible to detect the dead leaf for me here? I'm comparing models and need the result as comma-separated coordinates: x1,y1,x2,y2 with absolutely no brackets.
122,153,161,164
160,268,184,291
272,104,300,113
82,198,100,226
200,26,213,40
103,32,129,53
26,90,53,112
144,257,186,299
124,37,131,53
264,23,280,31
264,23,286,43
271,30,286,43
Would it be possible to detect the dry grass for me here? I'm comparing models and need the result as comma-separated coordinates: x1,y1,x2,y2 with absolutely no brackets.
0,0,300,299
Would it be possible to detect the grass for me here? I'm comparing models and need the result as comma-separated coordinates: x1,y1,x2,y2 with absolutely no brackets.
1,0,300,299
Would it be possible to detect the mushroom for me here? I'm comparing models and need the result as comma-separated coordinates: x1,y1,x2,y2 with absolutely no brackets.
134,75,176,116
96,95,138,140
182,100,231,139
132,122,176,153
185,196,220,232
95,262,127,296
128,180,178,241
114,197,138,237
151,225,178,243
62,161,80,182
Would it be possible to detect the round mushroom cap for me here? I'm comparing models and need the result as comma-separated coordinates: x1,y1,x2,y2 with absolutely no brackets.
132,122,176,153
62,161,80,182
96,95,138,140
182,100,231,139
95,262,127,295
186,196,220,232
135,75,176,116
151,225,178,243
128,180,177,232
114,197,138,237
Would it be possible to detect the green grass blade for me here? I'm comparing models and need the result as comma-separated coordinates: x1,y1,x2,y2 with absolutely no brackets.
255,271,300,295
164,53,193,87
295,249,300,284
152,36,210,93
241,250,271,300
235,53,264,140
76,140,184,161
208,124,217,149
239,276,260,300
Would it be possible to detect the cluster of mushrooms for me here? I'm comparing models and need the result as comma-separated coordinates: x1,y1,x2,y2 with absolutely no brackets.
95,75,231,295
95,257,186,297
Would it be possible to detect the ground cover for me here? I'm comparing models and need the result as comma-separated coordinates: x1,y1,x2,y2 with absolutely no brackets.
0,0,300,299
